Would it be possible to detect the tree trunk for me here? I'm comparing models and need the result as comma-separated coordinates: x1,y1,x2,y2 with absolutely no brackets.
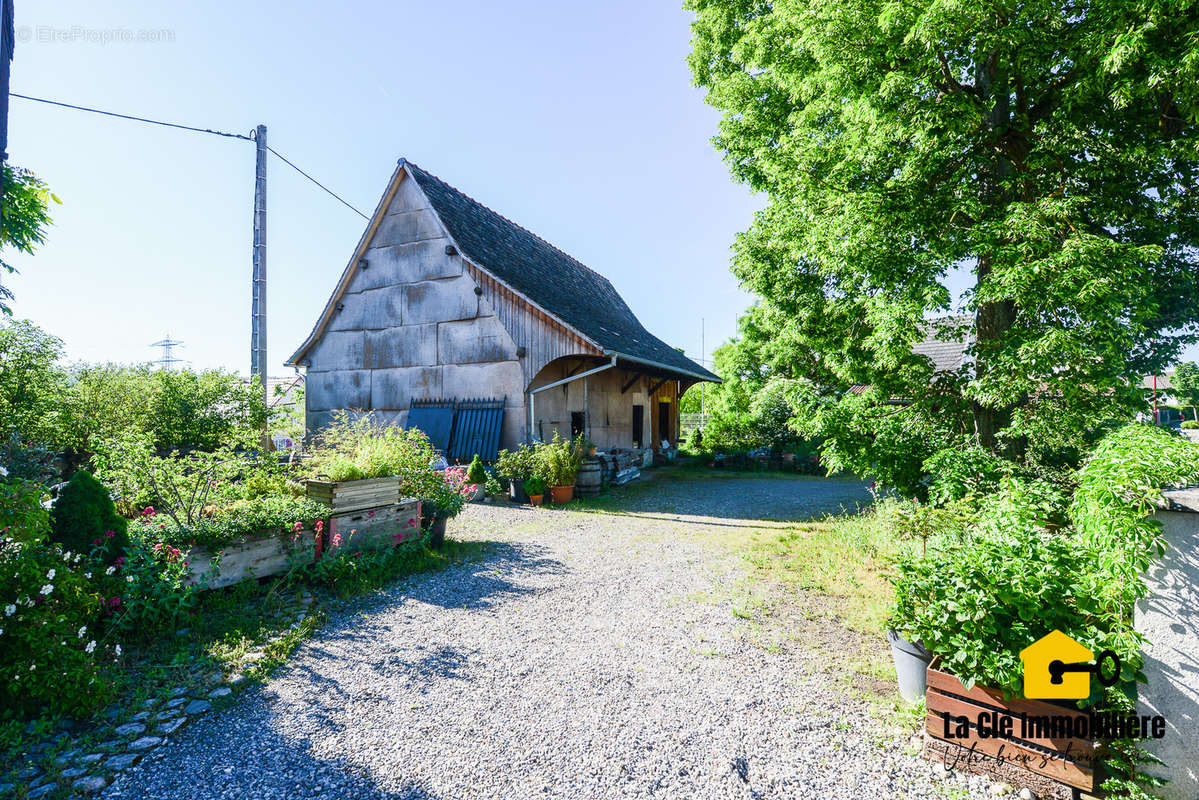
970,55,1025,460
972,256,1018,454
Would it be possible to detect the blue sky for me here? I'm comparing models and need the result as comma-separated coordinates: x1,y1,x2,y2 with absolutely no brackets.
8,2,1194,376
7,0,761,375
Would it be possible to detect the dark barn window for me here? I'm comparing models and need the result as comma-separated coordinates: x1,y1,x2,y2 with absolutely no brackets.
570,411,585,438
632,405,644,448
658,400,671,445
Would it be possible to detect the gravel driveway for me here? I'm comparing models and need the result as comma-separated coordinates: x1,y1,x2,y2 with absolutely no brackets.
102,473,986,800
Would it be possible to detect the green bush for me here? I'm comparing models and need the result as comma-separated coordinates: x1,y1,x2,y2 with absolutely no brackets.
0,480,114,716
524,476,547,496
100,538,196,641
466,454,487,485
51,470,128,564
922,444,1012,506
307,412,442,499
536,432,583,486
1182,419,1198,430
891,424,1199,698
495,444,538,483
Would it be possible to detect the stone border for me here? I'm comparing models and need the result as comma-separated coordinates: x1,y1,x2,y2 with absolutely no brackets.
1,592,314,798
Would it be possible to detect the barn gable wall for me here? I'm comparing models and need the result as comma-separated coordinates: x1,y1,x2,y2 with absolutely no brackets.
304,173,528,447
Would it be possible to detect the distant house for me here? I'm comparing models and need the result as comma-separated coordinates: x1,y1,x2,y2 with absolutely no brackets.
287,159,718,459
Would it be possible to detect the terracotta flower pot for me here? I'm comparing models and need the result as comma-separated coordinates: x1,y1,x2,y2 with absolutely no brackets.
549,485,574,504
528,494,544,506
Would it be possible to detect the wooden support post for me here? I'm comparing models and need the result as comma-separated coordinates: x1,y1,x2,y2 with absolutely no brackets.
621,374,642,394
646,378,668,398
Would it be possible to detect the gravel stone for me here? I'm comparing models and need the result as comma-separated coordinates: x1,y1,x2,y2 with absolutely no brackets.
169,686,187,697
128,736,162,751
105,754,140,770
27,784,56,799
208,687,232,699
165,697,187,709
100,476,991,799
80,753,104,764
61,767,87,778
130,711,151,722
183,700,211,715
73,776,108,793
157,718,186,734
114,722,146,737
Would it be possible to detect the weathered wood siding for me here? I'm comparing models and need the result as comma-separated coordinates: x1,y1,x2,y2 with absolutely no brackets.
304,172,528,447
529,362,680,450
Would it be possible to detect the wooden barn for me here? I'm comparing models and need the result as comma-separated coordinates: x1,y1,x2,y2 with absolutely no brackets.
287,159,719,460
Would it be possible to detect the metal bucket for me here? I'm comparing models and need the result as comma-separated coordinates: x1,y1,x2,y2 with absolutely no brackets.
888,629,932,703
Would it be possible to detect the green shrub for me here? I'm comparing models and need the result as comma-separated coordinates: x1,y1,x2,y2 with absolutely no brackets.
307,412,441,499
922,444,1012,506
495,444,538,483
524,476,547,496
100,538,196,641
1182,419,1198,430
536,432,583,486
51,470,128,564
466,454,487,485
1,480,114,716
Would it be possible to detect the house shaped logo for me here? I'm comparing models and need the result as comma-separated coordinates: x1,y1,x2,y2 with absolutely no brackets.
1020,630,1095,699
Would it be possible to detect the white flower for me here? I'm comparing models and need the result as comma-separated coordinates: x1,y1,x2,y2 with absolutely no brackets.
114,644,122,656
84,640,96,654
126,575,134,583
0,628,4,636
105,566,115,576
77,626,87,638
3,604,14,616
46,569,56,580
39,584,53,596
84,572,92,579
0,465,8,477
63,552,71,561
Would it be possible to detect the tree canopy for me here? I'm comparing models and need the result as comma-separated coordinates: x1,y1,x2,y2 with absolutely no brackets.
687,0,1199,484
0,164,58,315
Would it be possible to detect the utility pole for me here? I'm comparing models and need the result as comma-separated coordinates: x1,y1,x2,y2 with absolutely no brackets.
1,0,15,199
250,124,269,451
700,318,705,417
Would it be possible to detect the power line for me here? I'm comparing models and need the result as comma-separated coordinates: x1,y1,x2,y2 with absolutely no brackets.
10,92,370,219
11,92,252,140
266,145,368,220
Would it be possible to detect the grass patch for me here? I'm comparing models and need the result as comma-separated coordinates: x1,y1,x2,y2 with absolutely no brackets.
739,511,903,635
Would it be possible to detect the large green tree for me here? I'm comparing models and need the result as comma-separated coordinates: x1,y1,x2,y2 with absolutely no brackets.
0,164,57,315
688,0,1199,469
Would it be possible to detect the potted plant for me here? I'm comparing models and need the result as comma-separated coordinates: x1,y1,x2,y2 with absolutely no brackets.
465,454,487,502
539,432,582,504
579,436,597,458
304,412,433,513
495,444,537,504
420,466,472,548
524,476,547,506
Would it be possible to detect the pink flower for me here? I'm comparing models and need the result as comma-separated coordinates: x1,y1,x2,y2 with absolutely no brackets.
315,520,325,533
104,530,115,539
142,506,156,517
292,521,303,532
92,538,102,546
107,597,121,609
367,510,376,519
331,533,342,547
114,556,126,567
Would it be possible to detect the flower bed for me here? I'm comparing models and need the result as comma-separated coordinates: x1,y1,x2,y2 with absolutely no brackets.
181,523,322,590
327,499,422,552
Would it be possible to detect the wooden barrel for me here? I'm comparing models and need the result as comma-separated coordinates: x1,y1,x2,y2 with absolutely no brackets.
576,459,602,496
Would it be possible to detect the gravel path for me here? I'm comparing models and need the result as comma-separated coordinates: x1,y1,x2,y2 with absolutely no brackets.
102,473,987,800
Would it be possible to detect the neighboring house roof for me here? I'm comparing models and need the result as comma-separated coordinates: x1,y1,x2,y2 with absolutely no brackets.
404,162,717,382
286,160,717,383
1140,371,1174,391
912,316,973,374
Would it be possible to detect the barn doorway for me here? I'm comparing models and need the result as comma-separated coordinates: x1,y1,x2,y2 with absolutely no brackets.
658,400,671,446
632,405,644,448
570,411,585,438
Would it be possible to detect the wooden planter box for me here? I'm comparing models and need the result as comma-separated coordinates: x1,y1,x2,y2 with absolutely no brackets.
327,498,422,552
306,476,400,514
925,664,1097,794
184,528,320,590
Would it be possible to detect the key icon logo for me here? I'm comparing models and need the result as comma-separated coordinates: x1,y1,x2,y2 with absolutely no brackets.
1020,630,1121,699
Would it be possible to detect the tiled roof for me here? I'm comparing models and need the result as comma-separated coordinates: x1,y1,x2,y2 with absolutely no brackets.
405,162,718,383
912,317,973,374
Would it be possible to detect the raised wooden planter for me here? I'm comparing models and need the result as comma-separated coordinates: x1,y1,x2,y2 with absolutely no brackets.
306,476,400,514
925,664,1097,794
184,528,320,590
327,498,422,552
